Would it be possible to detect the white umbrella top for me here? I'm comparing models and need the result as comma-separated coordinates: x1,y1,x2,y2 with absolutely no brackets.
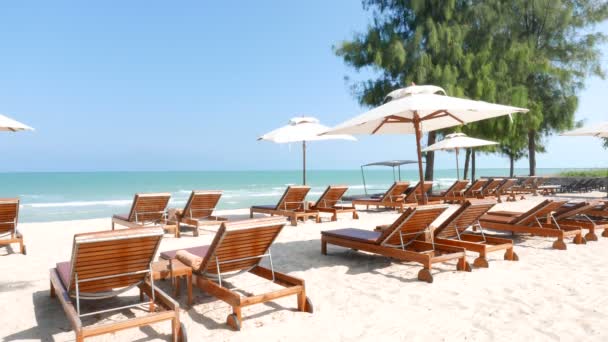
422,133,498,152
0,114,34,132
560,122,608,138
324,85,528,136
259,116,355,143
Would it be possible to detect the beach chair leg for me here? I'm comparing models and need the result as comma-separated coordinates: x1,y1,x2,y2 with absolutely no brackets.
321,240,327,255
352,211,359,220
584,229,598,242
149,299,155,312
193,225,199,237
473,252,489,268
504,248,519,261
290,215,298,226
331,213,337,221
227,307,242,331
602,229,608,238
49,280,56,298
249,209,253,218
417,266,433,283
552,238,567,250
75,331,84,342
573,234,586,245
457,257,472,272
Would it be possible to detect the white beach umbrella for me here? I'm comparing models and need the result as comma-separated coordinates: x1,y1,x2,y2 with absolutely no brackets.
560,121,608,138
324,85,528,202
422,133,498,180
561,121,608,197
0,114,34,132
258,117,356,184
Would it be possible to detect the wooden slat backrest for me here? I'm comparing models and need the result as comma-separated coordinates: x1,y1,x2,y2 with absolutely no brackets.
183,190,222,219
0,198,19,235
275,186,310,211
516,200,567,225
464,179,488,196
404,181,433,202
67,228,163,293
127,193,171,223
482,179,504,196
434,200,496,239
198,218,286,275
496,178,518,194
554,201,599,220
444,180,470,196
380,181,410,202
381,206,448,246
314,185,349,209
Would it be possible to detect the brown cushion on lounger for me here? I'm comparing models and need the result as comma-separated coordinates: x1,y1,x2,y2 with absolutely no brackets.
321,228,381,243
56,261,71,288
176,250,203,270
160,245,210,260
112,213,130,221
480,214,517,224
251,205,277,210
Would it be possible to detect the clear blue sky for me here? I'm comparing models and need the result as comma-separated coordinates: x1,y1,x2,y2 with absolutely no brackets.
0,1,606,172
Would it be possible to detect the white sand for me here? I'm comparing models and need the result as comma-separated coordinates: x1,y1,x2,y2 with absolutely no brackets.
1,197,607,341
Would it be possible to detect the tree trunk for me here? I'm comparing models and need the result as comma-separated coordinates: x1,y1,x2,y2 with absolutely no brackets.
463,149,471,180
471,149,476,182
528,130,536,176
424,132,436,181
509,155,515,177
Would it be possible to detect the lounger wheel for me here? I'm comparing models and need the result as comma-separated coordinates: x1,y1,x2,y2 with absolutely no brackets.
417,269,433,283
504,251,519,261
551,240,567,250
574,235,587,245
305,296,313,313
227,313,241,331
473,257,489,268
584,232,598,242
457,261,472,272
602,230,608,238
179,322,187,342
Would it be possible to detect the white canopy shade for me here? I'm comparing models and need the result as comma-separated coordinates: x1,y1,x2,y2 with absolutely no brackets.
422,133,498,180
0,114,34,132
560,122,608,138
324,85,528,202
422,133,498,152
258,117,355,143
258,116,355,184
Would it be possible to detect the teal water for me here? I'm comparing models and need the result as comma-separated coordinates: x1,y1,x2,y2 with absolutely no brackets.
0,168,566,222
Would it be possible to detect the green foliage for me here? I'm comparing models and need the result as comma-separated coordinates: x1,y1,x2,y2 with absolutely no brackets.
335,0,608,174
603,138,608,149
559,169,608,177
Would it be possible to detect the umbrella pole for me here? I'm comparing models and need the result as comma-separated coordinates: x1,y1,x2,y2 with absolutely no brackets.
302,140,306,185
455,148,460,180
414,114,427,204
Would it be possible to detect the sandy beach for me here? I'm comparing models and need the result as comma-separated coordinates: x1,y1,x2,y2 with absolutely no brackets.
1,196,608,341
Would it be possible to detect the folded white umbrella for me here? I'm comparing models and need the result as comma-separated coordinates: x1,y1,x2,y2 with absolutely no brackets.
422,133,498,180
560,122,608,138
324,85,528,202
0,114,34,132
258,117,355,184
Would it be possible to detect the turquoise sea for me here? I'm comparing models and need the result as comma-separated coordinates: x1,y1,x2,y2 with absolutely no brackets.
0,168,567,222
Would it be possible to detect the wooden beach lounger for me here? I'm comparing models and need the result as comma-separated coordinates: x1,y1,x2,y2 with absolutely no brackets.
480,178,504,198
160,218,313,330
172,190,227,237
250,185,319,226
49,228,184,342
309,185,359,221
321,206,471,283
554,201,608,240
494,178,518,202
404,181,435,204
112,193,172,231
445,179,488,202
428,180,470,203
351,181,410,212
433,200,518,268
0,198,25,255
479,199,586,250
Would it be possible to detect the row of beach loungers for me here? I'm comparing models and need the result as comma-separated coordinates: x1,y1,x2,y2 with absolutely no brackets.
1,181,607,341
